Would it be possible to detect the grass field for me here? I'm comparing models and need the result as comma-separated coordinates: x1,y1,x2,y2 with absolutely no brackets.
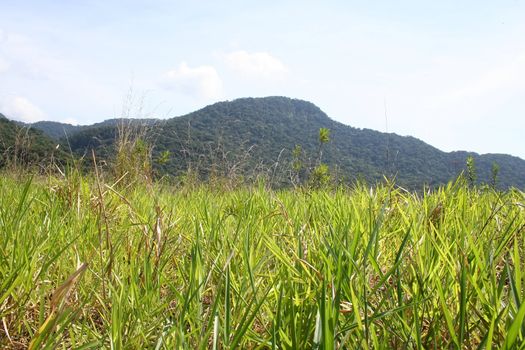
1,173,524,349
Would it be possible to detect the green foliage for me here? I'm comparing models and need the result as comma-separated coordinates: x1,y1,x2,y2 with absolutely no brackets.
316,127,330,166
308,163,331,189
28,121,84,140
156,150,171,165
466,155,477,187
1,175,524,348
114,120,153,186
0,115,69,172
292,144,303,172
319,127,330,144
8,97,525,189
491,161,500,189
291,144,304,187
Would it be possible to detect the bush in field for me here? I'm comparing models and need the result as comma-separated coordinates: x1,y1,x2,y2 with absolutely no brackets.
308,163,331,189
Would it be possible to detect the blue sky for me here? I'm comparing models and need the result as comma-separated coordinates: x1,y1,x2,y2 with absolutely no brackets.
1,0,524,159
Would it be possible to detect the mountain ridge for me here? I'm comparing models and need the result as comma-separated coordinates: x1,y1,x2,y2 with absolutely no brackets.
15,97,523,161
2,97,524,189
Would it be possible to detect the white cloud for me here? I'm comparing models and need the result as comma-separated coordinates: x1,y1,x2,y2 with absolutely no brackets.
161,62,223,100
224,50,288,79
2,96,47,123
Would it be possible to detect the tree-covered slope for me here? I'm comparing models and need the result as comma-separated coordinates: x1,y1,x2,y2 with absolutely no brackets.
27,118,160,140
0,113,69,168
7,97,525,189
30,121,84,140
150,97,524,189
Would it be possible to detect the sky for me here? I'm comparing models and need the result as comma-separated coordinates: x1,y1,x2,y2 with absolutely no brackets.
0,0,524,159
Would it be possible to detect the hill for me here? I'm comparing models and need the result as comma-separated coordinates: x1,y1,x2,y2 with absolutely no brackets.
0,113,69,169
19,118,160,140
151,97,524,188
30,121,84,140
5,97,525,189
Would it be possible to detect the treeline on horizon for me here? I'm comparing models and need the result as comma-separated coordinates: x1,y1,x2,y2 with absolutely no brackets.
0,115,507,193
1,96,524,191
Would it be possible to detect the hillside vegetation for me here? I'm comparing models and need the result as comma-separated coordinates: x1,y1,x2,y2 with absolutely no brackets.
0,114,69,170
1,98,524,348
2,97,524,189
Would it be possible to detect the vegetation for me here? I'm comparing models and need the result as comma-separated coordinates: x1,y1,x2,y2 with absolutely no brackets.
0,169,524,348
2,97,524,347
9,96,525,190
0,106,525,349
27,121,85,140
0,114,69,171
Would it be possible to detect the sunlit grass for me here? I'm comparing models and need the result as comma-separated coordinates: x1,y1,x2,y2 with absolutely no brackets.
0,174,524,348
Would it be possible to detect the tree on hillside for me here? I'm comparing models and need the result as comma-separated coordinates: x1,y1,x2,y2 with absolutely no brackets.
309,128,331,188
317,127,330,165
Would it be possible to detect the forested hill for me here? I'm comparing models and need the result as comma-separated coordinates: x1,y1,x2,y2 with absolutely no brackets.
18,118,159,140
3,97,525,189
0,113,69,168
151,97,524,189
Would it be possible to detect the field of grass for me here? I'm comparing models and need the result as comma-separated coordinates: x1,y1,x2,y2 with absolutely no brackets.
1,173,524,349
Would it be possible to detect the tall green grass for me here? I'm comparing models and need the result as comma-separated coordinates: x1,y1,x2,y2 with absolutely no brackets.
0,174,524,348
